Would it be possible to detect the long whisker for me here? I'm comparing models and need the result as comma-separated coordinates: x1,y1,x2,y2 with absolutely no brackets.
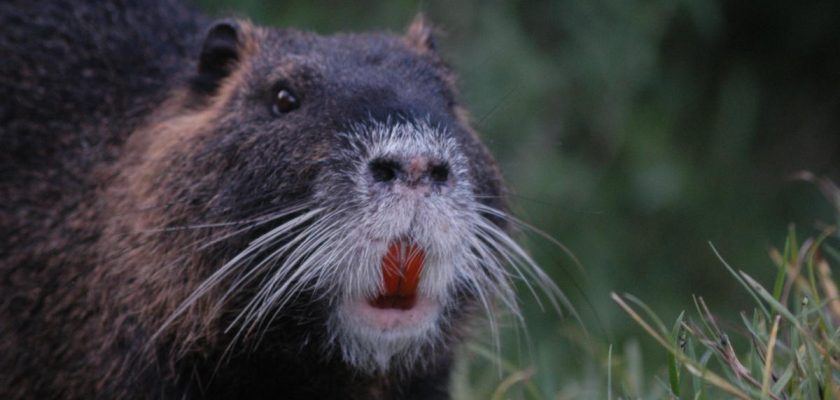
139,205,298,233
218,218,352,363
227,214,338,331
251,224,356,347
191,207,338,372
149,206,323,346
475,203,585,275
471,204,585,331
224,210,352,350
475,203,611,339
472,228,545,311
240,211,348,324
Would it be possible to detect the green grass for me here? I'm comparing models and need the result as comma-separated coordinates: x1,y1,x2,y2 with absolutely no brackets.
455,176,840,399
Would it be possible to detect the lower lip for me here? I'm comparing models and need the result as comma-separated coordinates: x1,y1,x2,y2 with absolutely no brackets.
369,293,417,310
346,295,439,331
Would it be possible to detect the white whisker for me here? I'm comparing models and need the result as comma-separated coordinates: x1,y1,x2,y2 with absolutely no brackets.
149,206,323,346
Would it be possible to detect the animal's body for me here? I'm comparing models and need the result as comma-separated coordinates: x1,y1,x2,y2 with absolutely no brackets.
0,1,555,398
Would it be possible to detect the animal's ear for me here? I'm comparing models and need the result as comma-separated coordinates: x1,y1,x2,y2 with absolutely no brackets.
193,19,250,94
404,13,437,53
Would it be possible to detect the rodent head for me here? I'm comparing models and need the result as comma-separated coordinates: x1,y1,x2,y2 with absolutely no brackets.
112,17,554,376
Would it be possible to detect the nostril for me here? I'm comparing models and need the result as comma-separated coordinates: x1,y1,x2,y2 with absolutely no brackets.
429,163,450,184
369,159,401,183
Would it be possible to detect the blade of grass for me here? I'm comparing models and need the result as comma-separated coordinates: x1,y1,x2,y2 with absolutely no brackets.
624,293,670,336
806,228,836,307
607,344,613,400
741,272,840,370
761,315,781,399
770,364,793,395
668,312,685,397
740,272,801,330
710,242,771,319
612,293,752,400
467,342,543,399
773,228,795,300
491,368,535,400
817,258,840,323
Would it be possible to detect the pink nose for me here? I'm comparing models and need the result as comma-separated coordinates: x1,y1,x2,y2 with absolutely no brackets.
406,157,429,182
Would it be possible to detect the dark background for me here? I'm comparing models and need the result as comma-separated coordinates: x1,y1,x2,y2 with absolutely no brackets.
196,0,840,397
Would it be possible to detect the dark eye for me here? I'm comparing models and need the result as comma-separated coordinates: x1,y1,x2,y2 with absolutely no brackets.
272,88,299,114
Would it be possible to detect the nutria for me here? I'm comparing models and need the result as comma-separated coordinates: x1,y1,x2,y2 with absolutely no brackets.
0,0,562,398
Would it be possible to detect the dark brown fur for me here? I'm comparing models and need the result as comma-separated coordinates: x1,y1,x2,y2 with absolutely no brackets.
0,1,505,399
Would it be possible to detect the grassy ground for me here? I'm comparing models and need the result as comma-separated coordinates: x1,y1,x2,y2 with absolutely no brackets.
454,176,840,399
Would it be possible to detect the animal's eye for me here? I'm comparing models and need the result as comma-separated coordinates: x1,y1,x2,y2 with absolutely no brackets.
272,88,299,114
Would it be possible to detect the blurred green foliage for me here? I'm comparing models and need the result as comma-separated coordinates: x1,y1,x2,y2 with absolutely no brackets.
196,0,840,396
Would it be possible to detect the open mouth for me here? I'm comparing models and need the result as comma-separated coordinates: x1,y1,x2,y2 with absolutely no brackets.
369,240,425,311
345,239,439,330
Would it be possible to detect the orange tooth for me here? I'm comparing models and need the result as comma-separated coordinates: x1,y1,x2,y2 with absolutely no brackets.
400,242,424,296
382,241,402,295
381,240,425,297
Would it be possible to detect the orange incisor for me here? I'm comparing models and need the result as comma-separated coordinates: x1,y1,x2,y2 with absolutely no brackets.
372,240,425,309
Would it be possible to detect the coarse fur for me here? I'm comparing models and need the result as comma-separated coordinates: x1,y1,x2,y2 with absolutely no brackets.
0,1,565,399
